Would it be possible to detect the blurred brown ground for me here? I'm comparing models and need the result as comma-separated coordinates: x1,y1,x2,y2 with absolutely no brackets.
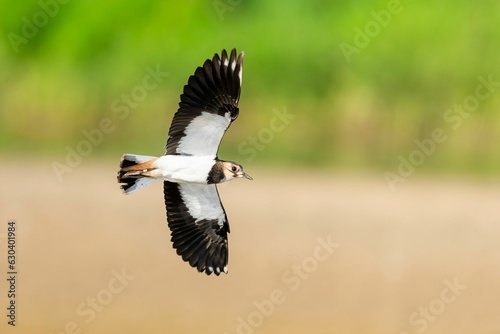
0,159,499,334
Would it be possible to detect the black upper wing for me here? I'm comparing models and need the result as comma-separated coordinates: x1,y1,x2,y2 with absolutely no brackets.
166,48,244,156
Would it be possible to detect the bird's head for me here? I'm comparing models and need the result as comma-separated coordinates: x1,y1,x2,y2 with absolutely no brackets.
221,161,253,181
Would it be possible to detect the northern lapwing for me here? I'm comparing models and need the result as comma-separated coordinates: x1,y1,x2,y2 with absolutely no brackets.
117,49,251,275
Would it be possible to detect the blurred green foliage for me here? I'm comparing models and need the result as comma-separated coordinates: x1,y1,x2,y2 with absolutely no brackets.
0,0,499,173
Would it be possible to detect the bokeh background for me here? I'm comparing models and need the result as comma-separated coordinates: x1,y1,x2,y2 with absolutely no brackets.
0,1,499,333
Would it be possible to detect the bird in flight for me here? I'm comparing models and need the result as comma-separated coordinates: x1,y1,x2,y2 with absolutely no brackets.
117,49,251,276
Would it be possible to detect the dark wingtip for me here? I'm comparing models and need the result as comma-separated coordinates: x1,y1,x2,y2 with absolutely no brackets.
215,48,244,67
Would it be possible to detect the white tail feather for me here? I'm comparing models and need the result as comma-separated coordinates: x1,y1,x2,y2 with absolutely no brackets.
123,177,157,194
122,154,157,164
118,153,159,194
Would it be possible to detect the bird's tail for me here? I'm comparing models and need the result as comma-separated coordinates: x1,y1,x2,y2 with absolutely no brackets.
117,154,159,194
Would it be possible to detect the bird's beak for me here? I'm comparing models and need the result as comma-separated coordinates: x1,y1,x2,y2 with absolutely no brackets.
243,172,253,180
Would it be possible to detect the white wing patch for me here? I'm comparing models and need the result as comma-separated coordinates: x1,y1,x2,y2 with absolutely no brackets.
176,111,231,156
179,183,225,226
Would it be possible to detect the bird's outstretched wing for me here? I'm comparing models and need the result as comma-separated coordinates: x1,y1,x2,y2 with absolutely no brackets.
163,181,229,275
166,48,243,156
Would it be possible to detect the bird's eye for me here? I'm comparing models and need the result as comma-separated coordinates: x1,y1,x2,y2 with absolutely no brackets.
231,166,238,172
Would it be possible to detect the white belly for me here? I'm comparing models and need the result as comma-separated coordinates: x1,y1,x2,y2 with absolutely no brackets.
152,155,215,184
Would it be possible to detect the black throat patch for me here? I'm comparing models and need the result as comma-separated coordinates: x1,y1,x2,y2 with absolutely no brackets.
207,161,225,184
